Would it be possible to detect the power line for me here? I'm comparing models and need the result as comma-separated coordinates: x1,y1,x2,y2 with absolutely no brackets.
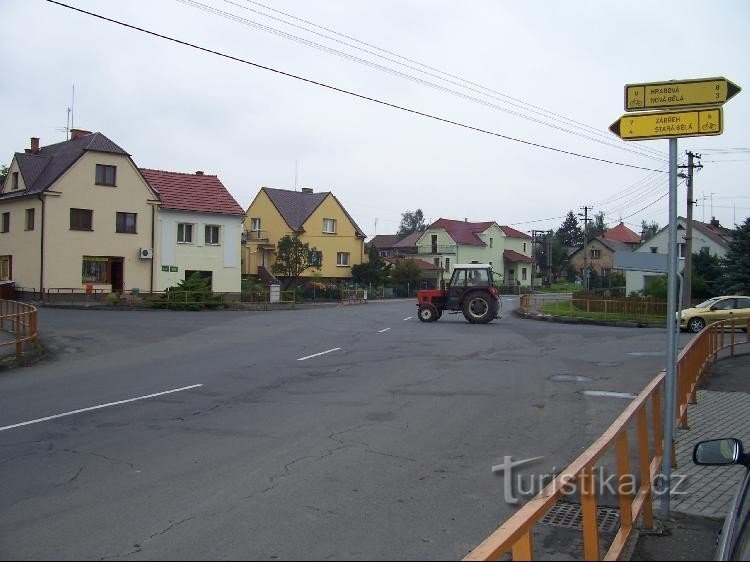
44,0,668,174
174,0,666,163
221,0,667,162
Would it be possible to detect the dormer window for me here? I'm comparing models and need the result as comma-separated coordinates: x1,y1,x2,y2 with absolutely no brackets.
95,164,117,186
11,172,19,190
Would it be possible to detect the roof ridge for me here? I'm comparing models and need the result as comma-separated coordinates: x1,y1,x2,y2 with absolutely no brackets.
140,168,218,177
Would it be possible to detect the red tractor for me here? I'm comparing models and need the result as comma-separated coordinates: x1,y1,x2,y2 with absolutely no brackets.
416,264,501,324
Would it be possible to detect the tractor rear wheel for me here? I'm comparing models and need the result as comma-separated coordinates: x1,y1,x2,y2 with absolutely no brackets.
462,292,497,324
418,303,439,322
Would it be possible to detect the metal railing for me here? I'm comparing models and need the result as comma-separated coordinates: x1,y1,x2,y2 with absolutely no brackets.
464,317,749,561
246,230,271,241
0,300,38,359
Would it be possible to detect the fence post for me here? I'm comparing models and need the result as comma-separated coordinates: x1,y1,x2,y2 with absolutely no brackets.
14,314,22,358
581,465,601,560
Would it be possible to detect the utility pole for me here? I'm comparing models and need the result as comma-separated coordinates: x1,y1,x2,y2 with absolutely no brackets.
531,229,547,287
547,230,553,285
678,152,702,309
579,206,593,290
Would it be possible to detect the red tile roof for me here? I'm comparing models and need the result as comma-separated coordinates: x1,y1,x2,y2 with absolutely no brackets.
140,169,244,216
503,249,533,263
429,218,497,246
385,257,442,271
500,226,532,239
602,222,641,244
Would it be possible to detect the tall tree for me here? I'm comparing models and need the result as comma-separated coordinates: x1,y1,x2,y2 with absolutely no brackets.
719,217,750,295
271,235,321,289
586,211,607,240
351,245,392,287
640,220,660,241
0,165,8,186
389,259,422,295
555,211,583,247
397,209,426,237
691,248,723,300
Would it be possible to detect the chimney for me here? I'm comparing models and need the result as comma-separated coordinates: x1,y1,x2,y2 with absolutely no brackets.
195,171,204,176
464,218,468,222
301,187,313,193
70,129,93,140
710,217,720,228
30,137,40,153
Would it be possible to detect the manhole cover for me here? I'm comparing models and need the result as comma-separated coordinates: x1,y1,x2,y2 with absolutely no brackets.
541,503,620,534
549,374,592,383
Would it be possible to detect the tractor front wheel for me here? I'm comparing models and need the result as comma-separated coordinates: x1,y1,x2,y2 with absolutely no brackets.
418,303,440,322
462,292,497,324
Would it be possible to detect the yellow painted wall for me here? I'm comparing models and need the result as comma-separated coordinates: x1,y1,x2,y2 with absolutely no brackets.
0,197,42,289
243,190,364,279
41,151,157,292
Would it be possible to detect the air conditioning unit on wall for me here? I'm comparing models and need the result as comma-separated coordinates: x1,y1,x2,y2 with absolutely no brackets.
139,248,154,259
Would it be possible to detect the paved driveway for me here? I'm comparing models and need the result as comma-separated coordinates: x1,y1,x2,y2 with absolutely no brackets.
0,299,693,560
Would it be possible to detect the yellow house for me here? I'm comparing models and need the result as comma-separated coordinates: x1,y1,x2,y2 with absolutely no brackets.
243,187,365,280
0,130,160,297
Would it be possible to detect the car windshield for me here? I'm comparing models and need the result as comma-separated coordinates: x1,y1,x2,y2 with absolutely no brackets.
696,297,720,309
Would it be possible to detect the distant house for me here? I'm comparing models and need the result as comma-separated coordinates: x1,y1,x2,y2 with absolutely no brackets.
568,237,633,279
0,131,160,296
243,187,366,281
625,218,733,295
368,231,422,258
415,218,533,286
140,169,245,293
601,222,642,249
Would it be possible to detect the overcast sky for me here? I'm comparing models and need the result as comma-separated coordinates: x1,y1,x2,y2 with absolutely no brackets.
2,0,749,239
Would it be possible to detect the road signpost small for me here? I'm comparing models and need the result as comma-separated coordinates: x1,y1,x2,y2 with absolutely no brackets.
609,76,741,517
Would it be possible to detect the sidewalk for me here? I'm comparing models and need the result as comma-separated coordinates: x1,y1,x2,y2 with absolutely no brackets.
631,351,750,561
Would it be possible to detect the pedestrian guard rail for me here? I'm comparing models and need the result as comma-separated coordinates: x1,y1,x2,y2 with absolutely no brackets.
0,300,38,359
464,317,749,561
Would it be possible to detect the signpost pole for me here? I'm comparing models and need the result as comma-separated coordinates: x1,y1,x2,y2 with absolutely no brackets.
661,138,680,516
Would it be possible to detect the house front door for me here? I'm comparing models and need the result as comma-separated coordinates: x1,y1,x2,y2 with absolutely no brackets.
110,258,124,293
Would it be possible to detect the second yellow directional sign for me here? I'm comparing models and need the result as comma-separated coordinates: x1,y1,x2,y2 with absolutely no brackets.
625,77,741,111
609,107,723,141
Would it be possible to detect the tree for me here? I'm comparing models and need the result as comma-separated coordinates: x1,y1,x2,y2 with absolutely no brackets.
351,245,392,287
586,211,607,240
397,209,426,237
389,259,422,296
719,217,750,295
533,232,568,283
692,248,723,300
640,220,660,241
271,235,321,289
555,211,583,247
0,165,8,186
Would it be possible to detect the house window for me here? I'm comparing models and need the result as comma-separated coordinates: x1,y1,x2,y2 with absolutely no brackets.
178,223,193,243
678,243,686,259
431,234,438,254
205,225,220,245
95,164,117,186
70,208,93,231
25,209,35,231
250,218,261,232
445,258,450,272
650,247,658,254
323,218,337,234
522,268,528,281
523,242,527,253
12,172,19,190
591,249,601,259
701,246,710,254
490,238,494,248
309,250,322,266
82,256,110,283
0,256,10,280
337,252,350,266
116,212,137,234
434,258,440,268
1,212,9,233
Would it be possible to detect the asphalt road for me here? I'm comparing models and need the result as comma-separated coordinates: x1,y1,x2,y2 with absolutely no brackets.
0,298,693,560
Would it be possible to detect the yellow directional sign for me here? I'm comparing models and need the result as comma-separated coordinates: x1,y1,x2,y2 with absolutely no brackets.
625,77,741,111
609,107,723,141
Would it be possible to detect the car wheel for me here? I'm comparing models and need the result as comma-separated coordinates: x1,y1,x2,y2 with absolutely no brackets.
462,292,497,324
418,303,439,322
688,317,706,333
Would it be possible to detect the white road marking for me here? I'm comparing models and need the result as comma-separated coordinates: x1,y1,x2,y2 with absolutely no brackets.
0,384,204,433
378,328,391,333
403,317,413,321
297,347,342,361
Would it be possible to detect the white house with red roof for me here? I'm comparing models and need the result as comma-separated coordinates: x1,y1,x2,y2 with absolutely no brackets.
140,169,245,293
415,219,533,286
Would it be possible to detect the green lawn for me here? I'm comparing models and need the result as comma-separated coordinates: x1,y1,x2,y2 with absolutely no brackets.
540,301,666,324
